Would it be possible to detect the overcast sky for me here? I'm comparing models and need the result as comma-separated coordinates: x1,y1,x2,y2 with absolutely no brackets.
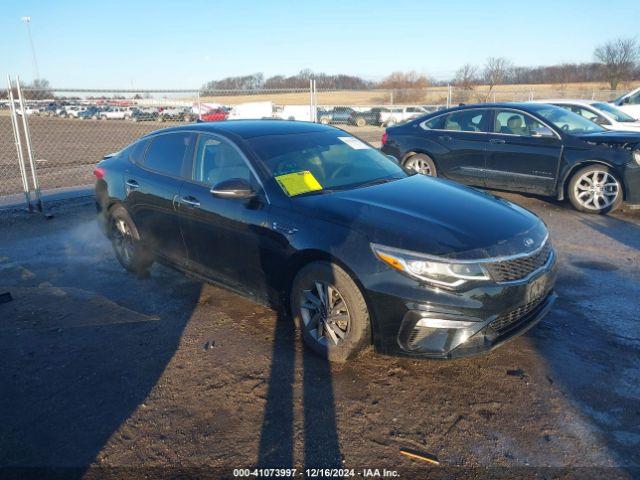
2,0,639,89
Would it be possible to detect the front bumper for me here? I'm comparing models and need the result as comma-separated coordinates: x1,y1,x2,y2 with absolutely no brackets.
365,254,557,359
623,162,640,205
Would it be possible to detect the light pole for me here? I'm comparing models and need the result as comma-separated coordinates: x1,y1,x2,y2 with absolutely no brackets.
21,16,40,80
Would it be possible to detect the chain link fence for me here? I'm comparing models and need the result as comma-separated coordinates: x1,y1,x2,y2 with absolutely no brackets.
0,113,24,198
0,83,631,210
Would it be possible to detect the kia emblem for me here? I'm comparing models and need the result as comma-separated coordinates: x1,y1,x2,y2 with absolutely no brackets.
524,238,534,248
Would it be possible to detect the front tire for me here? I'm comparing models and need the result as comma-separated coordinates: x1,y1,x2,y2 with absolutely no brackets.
403,153,437,176
568,164,622,214
355,117,367,127
290,261,371,363
108,206,153,276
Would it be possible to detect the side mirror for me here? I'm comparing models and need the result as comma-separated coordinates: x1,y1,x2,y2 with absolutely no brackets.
211,178,255,200
594,116,610,126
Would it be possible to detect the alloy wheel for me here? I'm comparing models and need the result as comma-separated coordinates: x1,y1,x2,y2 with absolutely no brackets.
573,170,620,211
299,281,351,346
405,157,433,176
112,218,135,265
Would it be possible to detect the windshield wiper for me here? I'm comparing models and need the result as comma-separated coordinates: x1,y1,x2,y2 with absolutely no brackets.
294,177,400,197
354,177,399,189
294,188,339,198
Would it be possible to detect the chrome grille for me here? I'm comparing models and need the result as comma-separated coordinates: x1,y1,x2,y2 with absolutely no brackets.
490,293,548,333
484,242,553,283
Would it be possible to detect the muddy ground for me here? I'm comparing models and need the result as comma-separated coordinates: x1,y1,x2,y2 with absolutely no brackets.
1,191,639,479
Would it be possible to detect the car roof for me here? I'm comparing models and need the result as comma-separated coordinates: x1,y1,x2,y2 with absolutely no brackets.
439,102,554,112
146,119,336,139
531,99,598,106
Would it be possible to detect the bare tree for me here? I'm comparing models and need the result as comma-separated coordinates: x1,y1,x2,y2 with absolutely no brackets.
483,58,512,89
25,78,53,100
594,37,640,90
379,71,430,102
454,64,478,90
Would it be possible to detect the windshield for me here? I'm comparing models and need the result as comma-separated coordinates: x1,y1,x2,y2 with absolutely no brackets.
248,132,407,195
529,104,605,134
592,102,636,122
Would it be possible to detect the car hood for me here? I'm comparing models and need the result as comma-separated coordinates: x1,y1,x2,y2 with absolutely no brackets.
577,130,640,147
294,175,547,259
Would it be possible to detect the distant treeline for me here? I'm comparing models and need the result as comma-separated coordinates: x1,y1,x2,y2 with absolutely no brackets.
201,70,373,91
200,62,640,93
506,62,622,85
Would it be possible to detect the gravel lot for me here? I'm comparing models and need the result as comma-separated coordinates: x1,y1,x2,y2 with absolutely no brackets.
1,188,639,479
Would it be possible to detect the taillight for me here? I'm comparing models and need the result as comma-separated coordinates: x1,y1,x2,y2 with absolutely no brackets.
93,167,105,180
381,132,388,146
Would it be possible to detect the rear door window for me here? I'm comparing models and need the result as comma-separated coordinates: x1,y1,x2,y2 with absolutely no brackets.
443,109,487,132
143,132,196,177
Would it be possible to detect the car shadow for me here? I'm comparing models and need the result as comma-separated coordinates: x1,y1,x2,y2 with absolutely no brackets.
580,214,640,251
256,219,344,474
0,212,204,479
256,307,343,472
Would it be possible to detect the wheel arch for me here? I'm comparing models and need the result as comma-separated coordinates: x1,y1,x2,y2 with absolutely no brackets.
559,160,625,201
401,150,439,170
285,248,376,345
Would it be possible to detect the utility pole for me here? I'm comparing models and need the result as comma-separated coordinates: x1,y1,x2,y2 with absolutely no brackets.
21,16,40,80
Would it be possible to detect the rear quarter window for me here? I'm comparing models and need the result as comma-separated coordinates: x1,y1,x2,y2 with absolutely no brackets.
422,115,446,129
128,139,149,165
142,132,196,177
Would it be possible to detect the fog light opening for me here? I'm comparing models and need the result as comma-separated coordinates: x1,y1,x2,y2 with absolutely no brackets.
415,318,477,329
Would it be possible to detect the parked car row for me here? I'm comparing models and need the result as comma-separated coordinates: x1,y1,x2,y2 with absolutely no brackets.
316,105,433,127
15,102,199,122
10,99,435,127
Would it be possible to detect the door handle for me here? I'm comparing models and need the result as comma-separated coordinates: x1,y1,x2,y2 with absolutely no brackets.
489,138,506,144
125,179,140,189
180,196,200,207
438,135,452,141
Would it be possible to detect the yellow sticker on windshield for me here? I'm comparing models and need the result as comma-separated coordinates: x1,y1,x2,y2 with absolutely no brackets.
275,170,323,197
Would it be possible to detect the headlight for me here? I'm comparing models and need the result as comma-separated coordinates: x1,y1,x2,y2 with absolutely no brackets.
633,149,640,166
371,243,490,288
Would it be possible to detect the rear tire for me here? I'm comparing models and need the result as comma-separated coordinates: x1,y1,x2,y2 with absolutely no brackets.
403,153,437,176
355,117,367,127
290,261,371,363
108,206,153,276
568,164,622,214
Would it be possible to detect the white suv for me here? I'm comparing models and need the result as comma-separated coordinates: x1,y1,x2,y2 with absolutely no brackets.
100,107,133,120
380,106,429,126
537,99,640,132
611,87,640,120
64,106,88,118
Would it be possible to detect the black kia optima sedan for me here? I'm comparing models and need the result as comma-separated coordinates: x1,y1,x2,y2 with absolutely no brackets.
95,121,556,362
381,102,640,214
